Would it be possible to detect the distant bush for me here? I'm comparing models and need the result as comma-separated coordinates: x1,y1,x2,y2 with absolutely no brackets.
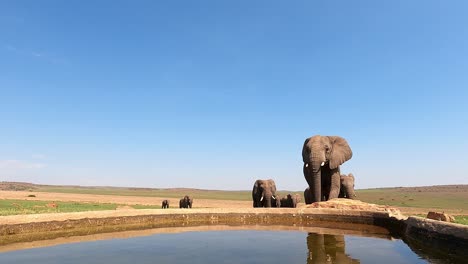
27,194,36,197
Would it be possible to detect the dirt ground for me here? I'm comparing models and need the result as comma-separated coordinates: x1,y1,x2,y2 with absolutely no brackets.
0,190,464,218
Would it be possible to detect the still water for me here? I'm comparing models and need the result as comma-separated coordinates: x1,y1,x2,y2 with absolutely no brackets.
0,230,456,264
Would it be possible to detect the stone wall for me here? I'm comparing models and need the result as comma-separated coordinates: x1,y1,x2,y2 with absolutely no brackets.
0,205,467,260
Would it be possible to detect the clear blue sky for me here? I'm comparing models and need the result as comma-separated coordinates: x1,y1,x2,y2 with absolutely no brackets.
1,1,467,190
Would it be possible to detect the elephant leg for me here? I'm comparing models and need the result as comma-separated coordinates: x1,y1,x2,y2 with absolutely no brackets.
339,187,346,198
328,168,341,199
254,198,261,207
321,167,331,201
322,180,330,201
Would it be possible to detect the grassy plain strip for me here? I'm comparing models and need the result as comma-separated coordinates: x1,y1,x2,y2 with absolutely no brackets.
0,199,160,216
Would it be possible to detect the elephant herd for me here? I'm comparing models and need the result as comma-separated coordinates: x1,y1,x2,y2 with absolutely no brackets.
160,195,193,209
252,135,357,208
252,179,301,208
160,135,356,209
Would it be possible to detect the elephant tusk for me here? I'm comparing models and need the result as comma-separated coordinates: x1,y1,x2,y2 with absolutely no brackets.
305,163,309,168
321,162,325,167
260,196,264,202
272,196,276,200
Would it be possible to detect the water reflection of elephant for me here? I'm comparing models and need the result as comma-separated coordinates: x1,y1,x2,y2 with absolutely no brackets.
306,233,359,264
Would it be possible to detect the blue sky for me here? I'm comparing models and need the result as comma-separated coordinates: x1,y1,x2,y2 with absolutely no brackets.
1,1,467,190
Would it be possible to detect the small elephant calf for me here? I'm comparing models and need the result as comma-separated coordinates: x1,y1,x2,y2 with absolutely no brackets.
339,173,357,199
280,194,300,208
161,199,169,209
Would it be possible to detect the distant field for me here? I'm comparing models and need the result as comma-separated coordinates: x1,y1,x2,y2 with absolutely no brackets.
33,186,304,202
36,186,253,201
1,182,467,213
0,199,117,216
355,185,468,211
0,199,160,216
0,181,253,200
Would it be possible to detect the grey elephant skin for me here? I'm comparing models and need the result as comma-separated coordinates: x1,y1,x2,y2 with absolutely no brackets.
304,188,313,205
252,179,278,208
161,199,169,209
304,174,356,204
302,135,352,203
339,173,356,199
280,194,300,208
273,194,282,207
179,195,193,208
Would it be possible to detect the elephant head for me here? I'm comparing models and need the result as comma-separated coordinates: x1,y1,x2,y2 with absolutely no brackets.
302,135,352,203
339,173,357,199
252,179,278,208
293,194,300,208
274,194,281,207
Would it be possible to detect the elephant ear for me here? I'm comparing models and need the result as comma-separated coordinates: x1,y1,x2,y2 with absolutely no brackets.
269,179,277,193
328,136,352,169
302,137,311,163
253,180,261,193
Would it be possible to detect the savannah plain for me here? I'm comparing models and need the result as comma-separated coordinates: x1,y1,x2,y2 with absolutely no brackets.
0,182,467,225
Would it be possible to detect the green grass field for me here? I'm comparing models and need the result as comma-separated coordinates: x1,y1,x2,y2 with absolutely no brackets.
0,199,117,216
355,187,468,210
0,199,160,216
454,216,468,225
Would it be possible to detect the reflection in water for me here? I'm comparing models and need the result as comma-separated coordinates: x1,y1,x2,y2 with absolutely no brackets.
0,229,460,264
306,233,359,264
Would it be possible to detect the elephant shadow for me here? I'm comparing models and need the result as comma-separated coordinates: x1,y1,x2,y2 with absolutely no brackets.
306,233,360,264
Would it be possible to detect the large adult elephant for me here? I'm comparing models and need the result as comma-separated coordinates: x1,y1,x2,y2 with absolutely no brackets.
302,135,352,203
252,179,278,208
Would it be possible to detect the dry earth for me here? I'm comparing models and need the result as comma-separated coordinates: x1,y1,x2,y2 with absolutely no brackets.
0,190,464,222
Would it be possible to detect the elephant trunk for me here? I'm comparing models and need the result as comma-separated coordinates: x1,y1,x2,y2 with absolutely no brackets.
345,185,356,199
261,191,272,207
310,161,323,203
